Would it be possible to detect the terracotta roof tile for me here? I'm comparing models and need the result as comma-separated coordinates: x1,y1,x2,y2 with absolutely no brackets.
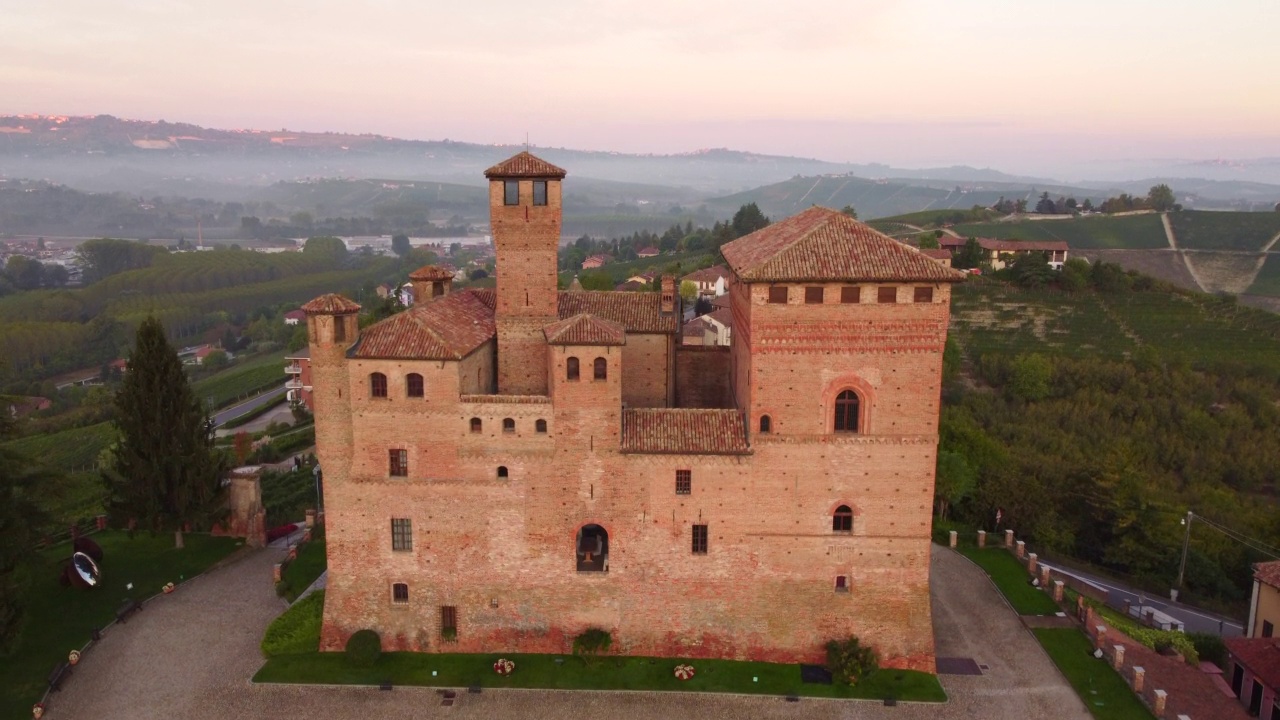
621,408,750,455
352,289,495,360
681,264,729,283
938,236,1069,252
707,307,733,328
543,313,626,346
301,293,361,315
1256,561,1280,589
721,206,967,283
682,316,716,339
920,248,953,260
1227,637,1280,689
557,291,677,334
408,265,454,281
484,151,567,179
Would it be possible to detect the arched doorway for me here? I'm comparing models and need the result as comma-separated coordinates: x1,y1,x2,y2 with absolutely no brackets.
576,524,609,572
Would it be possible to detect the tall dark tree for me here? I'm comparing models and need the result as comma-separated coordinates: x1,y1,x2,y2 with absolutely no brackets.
103,317,227,548
730,203,771,238
0,414,54,652
391,234,412,257
840,205,858,219
1148,184,1176,212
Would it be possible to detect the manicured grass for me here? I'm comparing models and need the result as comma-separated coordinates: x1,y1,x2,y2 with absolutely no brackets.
956,547,1061,615
280,538,326,602
0,531,241,719
255,650,945,701
262,591,324,657
1033,629,1156,720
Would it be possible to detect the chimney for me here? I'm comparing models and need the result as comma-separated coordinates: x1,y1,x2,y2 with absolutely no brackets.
660,275,675,315
408,266,452,305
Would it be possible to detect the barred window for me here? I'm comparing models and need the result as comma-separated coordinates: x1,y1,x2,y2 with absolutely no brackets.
391,518,412,551
389,449,408,477
692,524,708,554
392,582,409,604
675,470,691,495
441,605,457,633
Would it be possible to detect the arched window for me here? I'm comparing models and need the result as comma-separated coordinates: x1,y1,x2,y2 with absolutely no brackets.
759,415,771,433
370,372,388,398
593,357,607,381
406,373,424,398
833,505,853,533
834,390,860,433
497,466,508,479
576,524,609,572
535,419,547,433
470,418,482,434
392,582,409,604
502,418,515,433
567,357,580,381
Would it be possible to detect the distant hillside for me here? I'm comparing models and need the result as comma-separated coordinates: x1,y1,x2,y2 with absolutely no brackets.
952,214,1168,250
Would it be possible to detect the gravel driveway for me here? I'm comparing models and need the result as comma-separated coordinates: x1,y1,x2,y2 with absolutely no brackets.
48,545,1088,720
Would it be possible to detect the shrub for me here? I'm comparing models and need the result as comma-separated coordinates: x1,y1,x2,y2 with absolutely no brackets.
261,591,324,657
825,636,879,685
345,628,382,668
1188,632,1227,669
572,628,613,660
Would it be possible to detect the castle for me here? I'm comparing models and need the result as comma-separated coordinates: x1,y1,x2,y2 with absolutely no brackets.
303,151,964,671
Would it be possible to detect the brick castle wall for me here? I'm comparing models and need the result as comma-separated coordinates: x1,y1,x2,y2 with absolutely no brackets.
675,345,732,408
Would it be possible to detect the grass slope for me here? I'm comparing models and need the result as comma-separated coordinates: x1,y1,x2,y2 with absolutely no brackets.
1033,629,1156,720
255,651,945,701
1249,254,1280,296
955,547,1060,615
192,350,288,408
953,214,1167,249
280,538,326,602
0,532,240,718
1,421,115,471
1168,210,1280,251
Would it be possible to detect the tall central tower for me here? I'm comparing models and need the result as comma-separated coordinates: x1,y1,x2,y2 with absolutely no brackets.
485,151,566,395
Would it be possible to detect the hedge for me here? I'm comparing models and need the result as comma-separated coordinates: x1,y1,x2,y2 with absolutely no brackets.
261,591,325,657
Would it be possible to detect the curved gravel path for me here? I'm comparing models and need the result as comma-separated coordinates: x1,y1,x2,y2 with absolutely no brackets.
48,545,1088,720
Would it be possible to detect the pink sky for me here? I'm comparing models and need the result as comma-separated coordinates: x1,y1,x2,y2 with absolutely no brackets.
2,0,1277,175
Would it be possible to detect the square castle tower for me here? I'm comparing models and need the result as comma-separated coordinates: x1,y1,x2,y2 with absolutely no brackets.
303,151,966,671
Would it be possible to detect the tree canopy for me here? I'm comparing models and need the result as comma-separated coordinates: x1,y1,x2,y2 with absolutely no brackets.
0,413,55,652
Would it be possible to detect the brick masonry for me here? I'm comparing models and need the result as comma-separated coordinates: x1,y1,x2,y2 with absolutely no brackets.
308,154,951,673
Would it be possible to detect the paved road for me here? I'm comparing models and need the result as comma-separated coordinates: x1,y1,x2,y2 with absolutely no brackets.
1039,560,1244,637
212,386,287,427
48,546,1087,720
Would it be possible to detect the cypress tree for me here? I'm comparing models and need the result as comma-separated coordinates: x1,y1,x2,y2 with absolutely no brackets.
103,317,227,548
0,414,54,652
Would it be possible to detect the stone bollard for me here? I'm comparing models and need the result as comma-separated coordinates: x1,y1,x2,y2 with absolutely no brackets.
1153,689,1167,717
1005,529,1014,548
1028,553,1038,575
1132,666,1145,693
95,514,108,531
1015,540,1026,559
305,508,316,528
302,528,312,543
1053,580,1064,602
949,530,957,548
977,530,986,548
1113,645,1125,670
1040,565,1052,587
273,563,282,583
1077,595,1086,620
1095,625,1107,650
1123,599,1131,617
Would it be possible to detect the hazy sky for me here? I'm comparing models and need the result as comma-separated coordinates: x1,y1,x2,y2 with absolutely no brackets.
2,0,1278,175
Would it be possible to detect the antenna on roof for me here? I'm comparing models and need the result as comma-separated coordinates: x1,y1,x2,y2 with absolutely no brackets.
525,132,529,152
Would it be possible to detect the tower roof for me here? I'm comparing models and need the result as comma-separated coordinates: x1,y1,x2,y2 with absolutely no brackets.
721,206,968,283
301,293,361,315
408,264,454,281
543,313,626,346
484,151,567,179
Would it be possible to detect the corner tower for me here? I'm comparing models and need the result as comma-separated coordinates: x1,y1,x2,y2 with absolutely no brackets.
485,151,567,395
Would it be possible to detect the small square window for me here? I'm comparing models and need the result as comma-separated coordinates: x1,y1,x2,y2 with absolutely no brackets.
392,582,409,604
536,419,547,433
503,180,519,206
391,518,412,551
840,286,860,304
805,287,823,304
914,286,934,303
877,286,898,304
692,524,708,554
675,470,691,495
389,449,408,477
533,180,548,206
835,576,849,593
768,286,788,304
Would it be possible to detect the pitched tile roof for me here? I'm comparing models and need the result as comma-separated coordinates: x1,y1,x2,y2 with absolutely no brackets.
483,151,567,179
351,289,495,360
543,313,626,346
557,291,677,334
938,236,1069,252
681,264,729,283
1256,560,1280,589
301,293,361,315
1226,637,1280,689
682,316,716,339
408,265,454,281
707,307,733,328
921,248,953,260
621,409,750,455
721,206,967,283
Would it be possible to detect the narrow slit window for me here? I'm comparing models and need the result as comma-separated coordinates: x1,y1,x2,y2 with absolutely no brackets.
691,524,708,554
835,576,849,592
333,317,346,342
533,180,548,206
441,605,457,634
759,415,771,433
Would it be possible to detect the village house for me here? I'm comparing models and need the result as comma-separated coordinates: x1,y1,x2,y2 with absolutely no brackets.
637,246,660,258
681,307,732,347
938,236,1069,270
284,347,313,409
581,254,610,269
305,151,963,671
680,264,730,297
283,309,307,326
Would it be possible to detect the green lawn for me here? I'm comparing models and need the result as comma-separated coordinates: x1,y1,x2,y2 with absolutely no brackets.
956,547,1061,615
0,531,241,718
280,538,326,602
255,650,945,701
1033,629,1156,720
